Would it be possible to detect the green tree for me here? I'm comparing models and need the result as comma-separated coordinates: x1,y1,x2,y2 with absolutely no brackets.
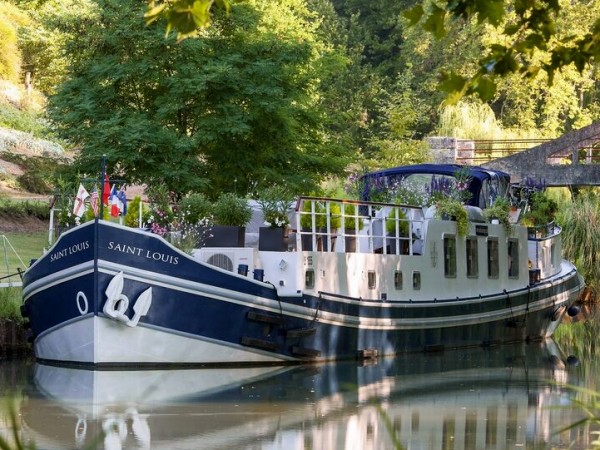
405,0,600,102
49,0,344,197
15,0,96,96
0,1,28,83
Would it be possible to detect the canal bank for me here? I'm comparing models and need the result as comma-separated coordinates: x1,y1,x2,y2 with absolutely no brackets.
0,319,30,358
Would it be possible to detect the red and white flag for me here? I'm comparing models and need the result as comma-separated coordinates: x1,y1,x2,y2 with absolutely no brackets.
90,188,99,217
73,184,89,218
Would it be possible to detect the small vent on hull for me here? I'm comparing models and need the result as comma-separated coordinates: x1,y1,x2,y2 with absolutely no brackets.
206,253,234,272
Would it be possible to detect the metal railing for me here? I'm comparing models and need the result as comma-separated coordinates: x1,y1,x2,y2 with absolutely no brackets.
295,197,424,255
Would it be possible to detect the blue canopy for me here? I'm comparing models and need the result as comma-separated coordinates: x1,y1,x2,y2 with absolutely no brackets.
359,164,511,208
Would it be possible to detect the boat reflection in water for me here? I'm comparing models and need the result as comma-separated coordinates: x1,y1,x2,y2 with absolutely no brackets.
22,341,585,450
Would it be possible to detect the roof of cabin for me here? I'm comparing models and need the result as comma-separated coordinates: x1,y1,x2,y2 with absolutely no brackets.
360,164,511,207
365,164,510,182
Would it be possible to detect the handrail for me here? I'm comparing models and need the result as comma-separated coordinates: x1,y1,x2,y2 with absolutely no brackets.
295,197,424,255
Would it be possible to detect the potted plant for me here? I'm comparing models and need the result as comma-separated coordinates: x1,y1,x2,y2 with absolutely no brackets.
207,192,252,247
436,198,469,237
483,197,511,234
257,186,294,251
520,191,558,238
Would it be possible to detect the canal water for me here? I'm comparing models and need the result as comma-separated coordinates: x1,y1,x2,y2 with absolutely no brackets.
0,334,598,449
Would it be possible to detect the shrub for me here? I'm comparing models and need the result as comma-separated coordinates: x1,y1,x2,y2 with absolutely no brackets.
213,193,251,227
125,196,150,228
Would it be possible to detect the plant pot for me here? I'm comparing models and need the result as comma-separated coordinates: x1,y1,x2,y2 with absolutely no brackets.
258,227,289,251
204,225,245,247
345,234,357,253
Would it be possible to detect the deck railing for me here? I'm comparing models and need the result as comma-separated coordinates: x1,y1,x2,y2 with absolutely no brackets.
295,197,424,255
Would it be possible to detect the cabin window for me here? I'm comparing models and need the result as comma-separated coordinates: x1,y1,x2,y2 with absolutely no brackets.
413,271,421,290
394,270,403,290
508,239,519,278
305,269,315,288
466,237,478,278
444,236,457,277
487,239,499,278
367,270,376,289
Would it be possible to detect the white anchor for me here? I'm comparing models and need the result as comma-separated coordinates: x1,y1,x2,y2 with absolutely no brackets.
103,272,152,327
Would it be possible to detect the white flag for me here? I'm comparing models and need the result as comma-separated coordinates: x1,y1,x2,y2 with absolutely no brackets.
73,183,90,218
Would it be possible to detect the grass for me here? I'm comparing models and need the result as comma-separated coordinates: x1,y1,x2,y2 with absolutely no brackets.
0,231,48,278
0,231,47,323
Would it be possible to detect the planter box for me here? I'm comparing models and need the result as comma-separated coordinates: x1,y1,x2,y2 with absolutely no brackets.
259,227,289,251
204,225,246,247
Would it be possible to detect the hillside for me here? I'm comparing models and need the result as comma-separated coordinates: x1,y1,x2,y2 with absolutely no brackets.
0,81,73,199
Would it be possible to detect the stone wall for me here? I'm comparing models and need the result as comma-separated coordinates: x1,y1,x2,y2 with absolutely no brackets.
427,137,475,164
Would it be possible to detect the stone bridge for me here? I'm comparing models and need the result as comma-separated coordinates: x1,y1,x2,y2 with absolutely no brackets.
428,121,600,186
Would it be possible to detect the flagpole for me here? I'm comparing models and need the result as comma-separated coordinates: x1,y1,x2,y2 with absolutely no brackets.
99,155,107,219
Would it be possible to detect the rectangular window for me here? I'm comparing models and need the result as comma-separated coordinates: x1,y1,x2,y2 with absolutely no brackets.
508,239,519,278
444,236,457,277
305,269,315,288
394,270,403,290
413,271,421,290
487,239,499,278
367,270,376,289
466,237,478,278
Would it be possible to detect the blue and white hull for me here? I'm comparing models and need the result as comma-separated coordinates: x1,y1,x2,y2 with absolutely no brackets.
21,216,583,367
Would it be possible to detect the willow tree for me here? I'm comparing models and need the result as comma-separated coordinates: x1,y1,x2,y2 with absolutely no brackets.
49,0,346,197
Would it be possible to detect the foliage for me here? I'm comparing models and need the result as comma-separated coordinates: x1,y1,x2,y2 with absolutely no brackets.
393,178,433,207
145,185,175,235
0,199,49,220
170,216,213,253
124,196,150,228
370,70,431,165
213,192,251,227
386,207,409,236
171,193,214,251
521,190,558,227
49,0,341,197
52,177,78,228
404,0,600,103
16,0,97,96
483,196,511,234
437,102,505,140
0,397,36,449
0,100,48,137
145,0,230,39
559,192,600,291
300,199,340,230
0,288,24,323
177,193,212,225
436,197,469,236
256,186,293,229
341,203,364,233
0,2,27,83
300,199,324,229
360,174,395,203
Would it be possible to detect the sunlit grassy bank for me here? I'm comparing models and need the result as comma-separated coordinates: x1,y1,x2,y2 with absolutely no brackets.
0,231,47,325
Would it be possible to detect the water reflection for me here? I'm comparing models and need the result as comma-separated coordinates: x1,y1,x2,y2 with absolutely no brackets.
19,341,589,449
